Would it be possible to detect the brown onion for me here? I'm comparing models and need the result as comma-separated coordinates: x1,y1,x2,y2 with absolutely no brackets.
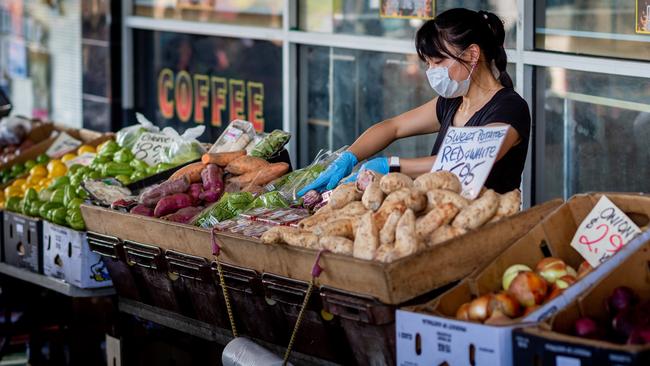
468,295,493,322
535,257,570,284
455,302,471,320
502,264,532,291
488,292,522,318
508,271,548,307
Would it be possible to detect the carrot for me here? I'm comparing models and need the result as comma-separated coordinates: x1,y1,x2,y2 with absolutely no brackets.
201,150,246,166
168,162,205,183
228,162,289,186
225,155,270,175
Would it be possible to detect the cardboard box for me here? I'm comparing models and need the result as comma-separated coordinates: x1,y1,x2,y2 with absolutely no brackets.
396,193,650,366
512,232,650,366
42,221,112,288
81,198,562,304
3,211,42,273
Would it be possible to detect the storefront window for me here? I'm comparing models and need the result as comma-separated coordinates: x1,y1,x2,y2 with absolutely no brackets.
299,0,517,48
299,44,516,167
133,0,283,28
535,1,650,60
535,67,650,202
133,30,283,143
0,0,82,125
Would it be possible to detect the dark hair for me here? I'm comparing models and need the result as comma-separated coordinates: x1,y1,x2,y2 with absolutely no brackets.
415,8,513,88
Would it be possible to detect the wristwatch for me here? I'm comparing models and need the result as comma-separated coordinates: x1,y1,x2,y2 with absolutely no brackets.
389,156,401,173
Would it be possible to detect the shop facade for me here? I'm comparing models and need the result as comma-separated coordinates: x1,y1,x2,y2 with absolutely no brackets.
2,0,650,205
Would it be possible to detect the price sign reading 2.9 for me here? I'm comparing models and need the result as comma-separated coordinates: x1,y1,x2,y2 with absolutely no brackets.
570,196,642,268
431,126,509,199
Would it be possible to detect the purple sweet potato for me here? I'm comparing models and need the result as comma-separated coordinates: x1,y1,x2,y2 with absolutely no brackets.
188,183,203,205
162,206,204,224
130,204,154,217
201,164,223,191
199,188,223,203
140,176,190,207
153,193,193,218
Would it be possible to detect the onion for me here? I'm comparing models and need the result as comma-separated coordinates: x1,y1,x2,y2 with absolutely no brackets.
502,264,532,291
522,305,540,317
508,272,548,307
555,275,577,290
455,302,471,320
488,292,522,318
468,295,493,322
577,261,593,279
627,326,650,345
546,286,563,302
612,308,638,339
574,317,603,339
484,310,511,325
606,286,638,315
535,257,570,284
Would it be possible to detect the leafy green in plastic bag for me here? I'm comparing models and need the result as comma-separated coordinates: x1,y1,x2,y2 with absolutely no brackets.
244,191,289,211
116,113,160,150
194,192,254,228
160,126,206,165
250,130,291,159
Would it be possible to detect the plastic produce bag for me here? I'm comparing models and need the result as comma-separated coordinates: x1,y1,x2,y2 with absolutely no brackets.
244,191,289,211
250,130,291,159
116,113,160,149
193,192,254,228
222,337,288,366
0,115,31,147
209,120,256,153
267,146,347,202
160,125,206,165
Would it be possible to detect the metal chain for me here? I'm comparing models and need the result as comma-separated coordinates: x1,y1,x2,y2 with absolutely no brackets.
283,278,315,365
214,255,238,338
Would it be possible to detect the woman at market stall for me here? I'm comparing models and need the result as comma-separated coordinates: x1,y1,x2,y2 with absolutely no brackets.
299,8,530,196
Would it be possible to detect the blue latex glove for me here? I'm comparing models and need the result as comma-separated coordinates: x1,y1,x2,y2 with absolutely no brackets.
297,151,358,196
343,157,390,184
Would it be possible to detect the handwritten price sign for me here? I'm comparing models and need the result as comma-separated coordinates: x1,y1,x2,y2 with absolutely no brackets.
431,126,509,199
131,132,173,166
570,196,642,268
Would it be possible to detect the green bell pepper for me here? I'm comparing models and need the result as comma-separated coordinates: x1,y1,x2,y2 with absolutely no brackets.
115,175,131,185
50,188,65,204
36,154,49,164
154,163,175,174
38,188,54,202
50,176,70,190
5,197,21,212
70,174,83,187
39,202,62,219
129,159,148,172
87,171,101,180
24,160,37,170
66,198,84,210
50,207,67,225
102,162,134,177
11,163,25,175
24,188,38,202
98,140,119,156
28,200,44,217
76,186,89,199
66,208,86,231
68,164,83,174
113,148,135,164
63,185,77,207
130,170,147,182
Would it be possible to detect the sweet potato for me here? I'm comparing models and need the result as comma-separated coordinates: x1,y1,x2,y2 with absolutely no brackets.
379,210,402,247
373,201,407,229
356,170,384,192
489,190,521,223
379,173,413,194
261,226,286,244
383,188,427,213
362,181,385,211
228,162,289,186
452,189,499,230
319,236,353,255
416,203,459,239
201,164,223,190
394,209,419,258
330,183,362,210
225,155,270,175
374,244,397,263
153,193,193,218
312,218,354,239
140,176,190,207
414,171,461,193
199,188,223,203
425,189,469,212
168,162,205,184
201,150,246,167
429,225,467,246
188,183,203,205
283,230,319,249
353,211,379,260
130,204,153,217
298,201,367,229
162,206,204,224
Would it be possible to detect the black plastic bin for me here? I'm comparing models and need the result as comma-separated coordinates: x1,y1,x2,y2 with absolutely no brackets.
123,240,182,313
87,232,139,300
3,211,43,273
261,273,354,364
0,210,4,262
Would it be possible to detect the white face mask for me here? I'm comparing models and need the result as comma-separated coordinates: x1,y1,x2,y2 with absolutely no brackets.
426,50,475,98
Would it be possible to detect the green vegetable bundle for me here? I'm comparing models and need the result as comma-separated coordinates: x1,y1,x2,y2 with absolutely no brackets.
250,130,291,159
194,192,254,228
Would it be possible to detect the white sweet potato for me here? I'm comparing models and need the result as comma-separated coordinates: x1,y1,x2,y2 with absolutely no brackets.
413,171,461,193
283,230,319,249
374,245,398,263
362,181,385,211
379,173,413,194
312,218,354,239
394,209,419,258
425,189,469,212
298,201,367,229
379,210,402,247
373,201,407,229
416,203,459,239
260,226,286,244
429,225,467,246
383,188,427,213
353,212,379,260
452,189,499,230
319,236,353,255
329,183,362,209
489,189,521,223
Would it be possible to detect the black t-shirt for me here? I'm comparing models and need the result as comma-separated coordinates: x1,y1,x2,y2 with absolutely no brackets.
431,88,531,194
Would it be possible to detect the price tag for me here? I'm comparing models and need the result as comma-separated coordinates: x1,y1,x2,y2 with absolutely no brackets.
431,126,509,199
46,132,82,158
130,132,173,166
64,152,96,167
570,196,642,268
